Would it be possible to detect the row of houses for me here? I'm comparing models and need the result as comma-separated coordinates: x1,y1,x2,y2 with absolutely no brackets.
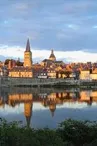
8,66,72,78
8,68,97,80
1,64,97,80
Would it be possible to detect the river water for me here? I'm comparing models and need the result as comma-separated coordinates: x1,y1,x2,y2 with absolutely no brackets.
0,87,97,128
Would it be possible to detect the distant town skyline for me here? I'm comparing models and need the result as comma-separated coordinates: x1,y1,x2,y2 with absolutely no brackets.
0,0,97,62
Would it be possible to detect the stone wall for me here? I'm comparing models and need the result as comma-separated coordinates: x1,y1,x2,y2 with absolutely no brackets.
1,76,97,88
0,77,65,87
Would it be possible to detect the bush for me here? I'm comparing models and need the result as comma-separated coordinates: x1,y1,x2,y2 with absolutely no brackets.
0,118,64,146
1,118,97,146
57,119,97,146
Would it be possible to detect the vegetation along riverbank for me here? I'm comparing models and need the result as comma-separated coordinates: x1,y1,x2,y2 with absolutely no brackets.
0,118,97,146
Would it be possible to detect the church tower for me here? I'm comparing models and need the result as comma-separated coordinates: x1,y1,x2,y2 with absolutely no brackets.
24,93,33,127
49,49,56,61
24,39,32,67
24,102,33,127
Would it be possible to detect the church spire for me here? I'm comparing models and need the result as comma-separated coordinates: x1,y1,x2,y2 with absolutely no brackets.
26,38,30,52
24,38,32,67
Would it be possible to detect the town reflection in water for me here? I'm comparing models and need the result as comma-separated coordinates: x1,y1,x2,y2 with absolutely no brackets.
0,88,97,128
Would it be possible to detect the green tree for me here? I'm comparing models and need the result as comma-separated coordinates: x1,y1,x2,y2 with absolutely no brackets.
16,60,23,66
4,59,11,65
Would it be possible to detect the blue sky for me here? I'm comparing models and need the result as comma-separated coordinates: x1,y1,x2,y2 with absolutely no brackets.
0,0,97,62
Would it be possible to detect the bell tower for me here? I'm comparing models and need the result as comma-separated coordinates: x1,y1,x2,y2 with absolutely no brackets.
24,39,32,67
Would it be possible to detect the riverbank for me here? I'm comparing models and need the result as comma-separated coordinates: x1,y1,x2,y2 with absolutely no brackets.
0,118,97,146
1,77,97,88
1,85,97,95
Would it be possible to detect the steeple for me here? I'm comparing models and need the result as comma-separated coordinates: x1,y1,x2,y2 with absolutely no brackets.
24,39,32,67
26,38,30,52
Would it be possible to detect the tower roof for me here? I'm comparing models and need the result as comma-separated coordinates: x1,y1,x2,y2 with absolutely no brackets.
49,49,56,61
26,38,30,52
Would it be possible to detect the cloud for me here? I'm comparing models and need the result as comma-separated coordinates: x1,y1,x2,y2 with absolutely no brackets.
0,45,97,63
63,0,96,14
0,0,97,54
15,3,29,11
67,24,79,30
93,25,97,29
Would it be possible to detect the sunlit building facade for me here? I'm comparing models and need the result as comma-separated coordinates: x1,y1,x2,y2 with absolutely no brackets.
9,39,33,78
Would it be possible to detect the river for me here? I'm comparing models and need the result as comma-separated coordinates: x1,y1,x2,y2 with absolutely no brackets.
0,87,97,128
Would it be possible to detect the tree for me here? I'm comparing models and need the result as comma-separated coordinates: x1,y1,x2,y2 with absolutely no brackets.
64,70,72,78
4,59,11,65
16,60,23,66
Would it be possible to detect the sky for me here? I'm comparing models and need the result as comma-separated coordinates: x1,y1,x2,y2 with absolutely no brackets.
0,0,97,63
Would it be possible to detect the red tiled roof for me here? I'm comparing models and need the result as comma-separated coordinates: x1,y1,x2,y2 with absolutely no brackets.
9,66,33,72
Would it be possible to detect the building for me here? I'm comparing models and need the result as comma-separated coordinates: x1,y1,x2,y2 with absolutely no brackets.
90,73,97,80
80,70,90,80
24,38,33,67
0,66,8,76
9,39,33,78
54,61,64,66
40,59,53,67
49,49,56,61
41,49,64,68
80,70,97,80
47,68,57,78
37,68,48,78
9,66,33,77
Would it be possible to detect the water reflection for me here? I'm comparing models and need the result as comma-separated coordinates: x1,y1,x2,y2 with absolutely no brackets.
0,88,97,128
